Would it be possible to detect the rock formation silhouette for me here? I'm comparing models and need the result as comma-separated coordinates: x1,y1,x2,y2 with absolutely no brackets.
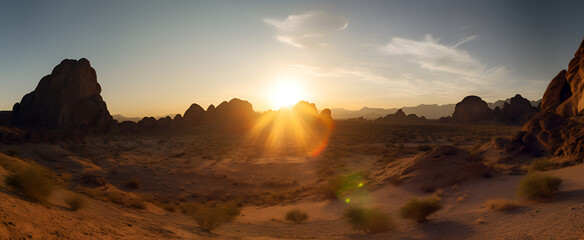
375,109,426,123
10,58,115,133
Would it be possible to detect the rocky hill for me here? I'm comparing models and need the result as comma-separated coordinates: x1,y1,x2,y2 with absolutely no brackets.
446,94,537,125
375,109,427,123
10,58,116,133
513,38,584,160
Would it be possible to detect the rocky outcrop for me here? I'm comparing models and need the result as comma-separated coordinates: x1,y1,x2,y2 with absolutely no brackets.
511,38,584,161
10,58,115,133
137,117,157,129
183,103,205,125
499,94,538,125
376,109,426,123
452,96,494,123
0,111,11,126
450,94,537,125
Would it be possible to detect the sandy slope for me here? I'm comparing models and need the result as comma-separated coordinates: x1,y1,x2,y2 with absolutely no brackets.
2,159,583,239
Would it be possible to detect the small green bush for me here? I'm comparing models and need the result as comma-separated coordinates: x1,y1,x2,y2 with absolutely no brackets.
5,164,55,203
344,206,394,234
398,198,442,223
285,209,309,223
517,174,562,200
64,195,86,211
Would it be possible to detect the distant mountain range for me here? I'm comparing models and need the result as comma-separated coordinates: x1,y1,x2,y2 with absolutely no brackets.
112,114,176,123
112,99,542,122
331,99,541,120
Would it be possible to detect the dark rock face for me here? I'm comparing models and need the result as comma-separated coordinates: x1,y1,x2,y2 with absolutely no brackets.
137,117,157,129
499,94,538,125
157,116,172,128
514,38,584,160
450,94,537,125
0,111,11,126
11,58,114,133
118,121,138,132
183,103,205,125
452,96,494,123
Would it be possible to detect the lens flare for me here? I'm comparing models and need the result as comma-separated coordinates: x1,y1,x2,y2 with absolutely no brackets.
245,101,334,157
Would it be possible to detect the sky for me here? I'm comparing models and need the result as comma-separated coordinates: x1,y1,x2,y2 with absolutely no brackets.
1,0,583,117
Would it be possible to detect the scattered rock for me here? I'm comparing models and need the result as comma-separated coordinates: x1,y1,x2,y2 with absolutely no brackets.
81,174,107,187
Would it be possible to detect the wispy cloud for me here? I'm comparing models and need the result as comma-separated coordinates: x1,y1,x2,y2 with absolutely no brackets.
381,35,509,85
263,11,348,48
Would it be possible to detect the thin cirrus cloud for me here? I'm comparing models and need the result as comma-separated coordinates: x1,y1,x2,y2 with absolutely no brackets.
381,34,509,86
263,11,348,48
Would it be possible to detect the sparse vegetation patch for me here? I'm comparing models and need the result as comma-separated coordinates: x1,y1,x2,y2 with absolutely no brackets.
399,198,442,223
343,206,394,234
517,174,562,200
484,198,521,211
285,209,309,223
5,163,55,203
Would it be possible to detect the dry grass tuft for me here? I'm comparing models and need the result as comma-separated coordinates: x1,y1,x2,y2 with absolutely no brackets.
5,163,55,203
285,209,309,224
184,202,241,232
398,198,442,223
344,206,395,234
484,198,521,212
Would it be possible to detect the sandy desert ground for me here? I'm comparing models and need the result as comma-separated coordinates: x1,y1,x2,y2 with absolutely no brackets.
2,121,582,239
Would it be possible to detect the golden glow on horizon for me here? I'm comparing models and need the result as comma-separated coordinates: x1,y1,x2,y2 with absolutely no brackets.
245,102,333,157
270,76,304,110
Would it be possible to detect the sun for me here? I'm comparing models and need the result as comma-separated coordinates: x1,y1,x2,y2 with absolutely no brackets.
270,77,304,109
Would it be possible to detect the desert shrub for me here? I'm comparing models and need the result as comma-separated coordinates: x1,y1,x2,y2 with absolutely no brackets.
517,174,562,200
285,209,309,223
484,198,520,211
106,191,124,204
125,198,146,209
526,158,552,173
125,178,141,190
64,195,86,211
323,173,367,200
398,198,442,223
185,202,241,232
343,206,394,234
5,164,55,203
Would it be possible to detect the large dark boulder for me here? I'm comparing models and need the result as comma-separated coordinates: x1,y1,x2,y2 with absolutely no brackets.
183,103,205,125
452,96,494,123
10,58,114,133
499,94,538,125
